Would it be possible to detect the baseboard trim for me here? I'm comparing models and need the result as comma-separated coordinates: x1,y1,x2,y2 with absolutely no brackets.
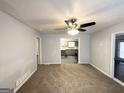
41,62,61,65
90,63,111,78
113,78,124,86
78,62,89,64
90,63,124,87
14,68,37,93
41,61,90,65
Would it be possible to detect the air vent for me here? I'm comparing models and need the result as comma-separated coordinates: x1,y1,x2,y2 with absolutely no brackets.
0,88,13,93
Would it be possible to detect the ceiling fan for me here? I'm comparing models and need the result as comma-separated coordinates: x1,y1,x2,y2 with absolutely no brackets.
64,18,96,35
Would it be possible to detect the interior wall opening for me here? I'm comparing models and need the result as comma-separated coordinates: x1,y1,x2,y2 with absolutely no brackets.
36,37,41,65
60,38,79,64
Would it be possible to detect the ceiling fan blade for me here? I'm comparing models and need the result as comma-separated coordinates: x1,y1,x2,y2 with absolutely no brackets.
80,22,96,28
78,28,86,32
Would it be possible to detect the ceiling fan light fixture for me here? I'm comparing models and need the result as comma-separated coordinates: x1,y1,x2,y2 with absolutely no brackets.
67,29,79,35
65,18,96,35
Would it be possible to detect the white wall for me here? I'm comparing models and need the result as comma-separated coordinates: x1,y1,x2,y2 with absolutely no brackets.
91,22,124,77
41,32,90,64
0,11,38,89
60,38,78,50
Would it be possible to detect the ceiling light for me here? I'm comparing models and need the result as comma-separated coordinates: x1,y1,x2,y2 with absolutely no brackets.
67,29,79,35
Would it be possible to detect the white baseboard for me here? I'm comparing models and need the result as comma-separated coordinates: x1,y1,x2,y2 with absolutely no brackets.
42,62,89,65
90,63,124,87
14,68,37,93
41,62,61,65
113,78,124,86
78,62,89,64
90,63,111,78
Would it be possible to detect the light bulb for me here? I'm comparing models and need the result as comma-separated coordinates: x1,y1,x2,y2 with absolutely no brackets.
67,29,79,35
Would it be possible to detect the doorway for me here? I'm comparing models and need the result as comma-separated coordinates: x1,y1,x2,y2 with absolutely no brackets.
60,38,79,64
114,34,124,82
36,37,41,65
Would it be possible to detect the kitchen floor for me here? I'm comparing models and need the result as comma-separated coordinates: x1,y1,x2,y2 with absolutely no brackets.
61,56,78,64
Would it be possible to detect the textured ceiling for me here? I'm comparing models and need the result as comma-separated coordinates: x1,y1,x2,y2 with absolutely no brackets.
0,0,124,33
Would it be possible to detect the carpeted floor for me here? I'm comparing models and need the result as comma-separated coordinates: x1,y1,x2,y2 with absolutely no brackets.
17,64,124,93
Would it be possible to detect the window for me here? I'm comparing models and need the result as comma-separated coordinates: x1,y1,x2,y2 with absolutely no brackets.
119,42,124,58
68,41,75,48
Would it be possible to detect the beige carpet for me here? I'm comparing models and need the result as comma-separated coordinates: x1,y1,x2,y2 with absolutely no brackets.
17,64,124,93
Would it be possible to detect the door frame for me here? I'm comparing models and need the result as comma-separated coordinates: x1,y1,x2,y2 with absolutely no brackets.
59,37,80,64
111,31,124,86
36,37,42,65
